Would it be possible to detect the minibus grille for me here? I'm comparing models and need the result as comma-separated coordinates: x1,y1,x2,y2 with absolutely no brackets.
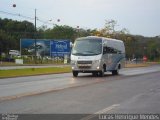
77,61,92,64
77,61,92,68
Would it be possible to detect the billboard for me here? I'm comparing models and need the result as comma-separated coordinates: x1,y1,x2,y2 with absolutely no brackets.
51,40,71,57
21,39,50,56
21,39,70,57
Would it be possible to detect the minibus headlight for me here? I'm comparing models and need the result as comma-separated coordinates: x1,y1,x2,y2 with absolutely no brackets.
94,60,101,64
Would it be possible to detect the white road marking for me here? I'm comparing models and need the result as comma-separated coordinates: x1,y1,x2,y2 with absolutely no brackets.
80,104,120,120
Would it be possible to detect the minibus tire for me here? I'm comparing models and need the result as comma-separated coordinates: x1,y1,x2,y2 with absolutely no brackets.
92,72,98,77
112,70,118,75
73,71,78,77
99,69,104,77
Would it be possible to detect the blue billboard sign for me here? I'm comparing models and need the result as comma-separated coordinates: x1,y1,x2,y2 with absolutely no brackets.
21,39,71,57
21,39,50,56
51,40,71,57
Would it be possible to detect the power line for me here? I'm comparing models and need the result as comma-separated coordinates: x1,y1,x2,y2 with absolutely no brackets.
0,10,55,26
0,10,34,20
37,18,54,25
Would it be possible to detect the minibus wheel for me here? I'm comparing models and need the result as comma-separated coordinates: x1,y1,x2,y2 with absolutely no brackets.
73,71,78,77
92,72,98,77
99,68,104,77
112,70,119,75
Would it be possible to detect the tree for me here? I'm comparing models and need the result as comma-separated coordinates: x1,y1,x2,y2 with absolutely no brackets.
43,25,76,42
0,29,15,53
99,19,129,39
147,40,160,60
105,19,117,34
0,18,35,54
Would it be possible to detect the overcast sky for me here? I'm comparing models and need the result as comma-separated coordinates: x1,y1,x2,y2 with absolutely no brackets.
1,0,160,37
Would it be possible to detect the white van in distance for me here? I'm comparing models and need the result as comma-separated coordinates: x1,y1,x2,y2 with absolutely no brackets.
71,36,125,77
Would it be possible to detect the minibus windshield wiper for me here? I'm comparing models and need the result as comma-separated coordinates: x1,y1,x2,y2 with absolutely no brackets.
83,51,101,55
72,51,100,56
72,52,85,55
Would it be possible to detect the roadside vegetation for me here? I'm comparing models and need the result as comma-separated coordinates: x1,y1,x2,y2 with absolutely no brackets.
0,66,71,78
125,63,149,68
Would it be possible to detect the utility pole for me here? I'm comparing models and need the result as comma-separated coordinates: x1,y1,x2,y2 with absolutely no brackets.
0,43,2,64
34,9,37,64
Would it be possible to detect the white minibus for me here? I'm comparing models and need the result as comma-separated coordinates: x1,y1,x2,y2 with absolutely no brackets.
71,36,125,77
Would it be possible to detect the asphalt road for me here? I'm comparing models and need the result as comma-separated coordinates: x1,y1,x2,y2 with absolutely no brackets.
0,65,160,119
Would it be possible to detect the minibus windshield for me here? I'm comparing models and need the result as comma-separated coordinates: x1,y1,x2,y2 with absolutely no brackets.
72,38,102,56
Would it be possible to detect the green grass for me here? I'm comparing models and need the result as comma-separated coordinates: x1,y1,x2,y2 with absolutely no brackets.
125,63,149,68
0,62,66,66
0,67,72,78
